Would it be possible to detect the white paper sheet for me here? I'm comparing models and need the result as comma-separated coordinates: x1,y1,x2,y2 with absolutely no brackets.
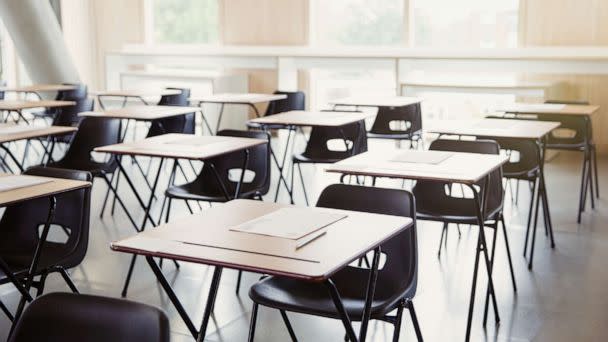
230,208,346,240
389,151,453,165
0,175,52,192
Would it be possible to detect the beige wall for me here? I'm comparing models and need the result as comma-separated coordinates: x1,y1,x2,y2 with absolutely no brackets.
221,0,310,114
520,0,608,153
61,0,145,89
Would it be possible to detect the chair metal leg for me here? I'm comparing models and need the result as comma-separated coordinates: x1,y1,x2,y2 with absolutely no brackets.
325,279,358,342
280,310,298,341
483,221,499,327
500,216,517,292
99,171,117,218
57,267,79,293
248,303,259,342
407,301,423,342
577,153,588,223
523,179,537,257
528,183,542,270
295,163,309,205
391,304,405,342
437,223,447,257
35,271,48,297
236,270,243,294
593,145,599,198
0,299,13,321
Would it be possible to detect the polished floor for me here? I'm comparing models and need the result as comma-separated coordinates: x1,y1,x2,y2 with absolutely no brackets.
0,133,607,341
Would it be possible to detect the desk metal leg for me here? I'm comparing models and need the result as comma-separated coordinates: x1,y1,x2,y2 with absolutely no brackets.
272,127,295,203
0,144,24,173
9,196,56,335
464,178,500,342
197,266,223,342
215,103,225,134
121,158,166,297
325,247,381,342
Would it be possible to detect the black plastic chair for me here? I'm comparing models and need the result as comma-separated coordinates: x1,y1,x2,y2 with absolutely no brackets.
291,118,367,205
44,117,139,230
48,99,95,145
248,184,422,342
31,83,88,122
9,292,170,342
367,103,423,148
0,167,91,321
413,139,516,290
540,100,598,223
147,88,194,137
164,129,271,217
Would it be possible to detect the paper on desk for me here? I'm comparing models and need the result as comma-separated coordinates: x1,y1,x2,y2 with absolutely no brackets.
0,125,39,135
230,208,346,240
0,175,52,192
389,150,453,165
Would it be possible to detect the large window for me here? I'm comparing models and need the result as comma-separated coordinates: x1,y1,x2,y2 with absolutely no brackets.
411,0,519,47
312,0,405,46
151,0,218,44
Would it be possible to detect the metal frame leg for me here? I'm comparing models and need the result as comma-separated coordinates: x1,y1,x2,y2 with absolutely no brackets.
407,301,423,342
272,127,295,203
248,302,259,342
280,310,298,341
10,196,57,335
196,266,223,342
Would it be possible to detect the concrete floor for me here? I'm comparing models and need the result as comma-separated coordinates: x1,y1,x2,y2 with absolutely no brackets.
0,134,607,341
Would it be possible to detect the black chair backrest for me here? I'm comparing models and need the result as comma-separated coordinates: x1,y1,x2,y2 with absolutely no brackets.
56,83,88,101
58,117,121,172
9,292,170,342
301,119,367,161
52,99,94,127
196,129,271,197
537,100,592,146
413,139,504,216
369,103,422,136
148,88,194,137
0,167,91,270
316,184,418,299
264,90,305,116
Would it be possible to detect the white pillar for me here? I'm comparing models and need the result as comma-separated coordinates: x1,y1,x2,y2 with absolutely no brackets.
0,0,80,84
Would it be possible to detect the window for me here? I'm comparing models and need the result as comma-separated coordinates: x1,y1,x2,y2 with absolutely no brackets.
150,0,219,44
312,0,405,46
411,0,519,47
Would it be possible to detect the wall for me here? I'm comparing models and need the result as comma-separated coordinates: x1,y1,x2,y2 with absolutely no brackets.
520,0,608,153
61,0,145,89
221,0,310,113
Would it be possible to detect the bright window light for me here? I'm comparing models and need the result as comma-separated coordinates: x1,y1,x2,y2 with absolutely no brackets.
151,0,219,44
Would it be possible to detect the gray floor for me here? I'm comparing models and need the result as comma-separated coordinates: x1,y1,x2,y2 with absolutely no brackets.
0,134,607,341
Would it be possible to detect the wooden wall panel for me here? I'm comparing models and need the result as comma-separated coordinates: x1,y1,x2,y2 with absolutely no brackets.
520,0,608,153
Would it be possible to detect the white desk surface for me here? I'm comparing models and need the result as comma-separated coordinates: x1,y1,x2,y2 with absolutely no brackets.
426,118,561,140
0,124,77,144
0,100,76,111
79,105,200,121
95,133,267,160
0,173,91,207
249,110,370,127
90,89,182,97
326,149,508,185
495,103,600,116
111,199,412,281
329,96,422,108
0,84,77,93
190,93,287,104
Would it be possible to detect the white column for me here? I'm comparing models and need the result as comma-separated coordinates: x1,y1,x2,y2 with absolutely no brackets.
0,0,80,84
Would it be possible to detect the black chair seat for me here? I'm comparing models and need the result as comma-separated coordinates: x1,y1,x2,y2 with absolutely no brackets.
9,293,170,342
47,160,116,177
165,183,260,202
503,166,540,181
250,268,410,320
247,122,292,130
0,243,84,273
545,142,590,150
292,153,343,164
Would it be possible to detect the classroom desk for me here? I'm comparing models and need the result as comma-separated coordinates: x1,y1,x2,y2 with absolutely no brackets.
495,102,600,116
0,174,91,325
80,104,213,135
111,198,412,341
0,124,78,172
326,150,508,342
249,110,370,203
426,118,561,269
0,100,76,125
329,96,422,109
0,84,77,100
190,93,287,134
91,89,182,109
96,133,267,297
